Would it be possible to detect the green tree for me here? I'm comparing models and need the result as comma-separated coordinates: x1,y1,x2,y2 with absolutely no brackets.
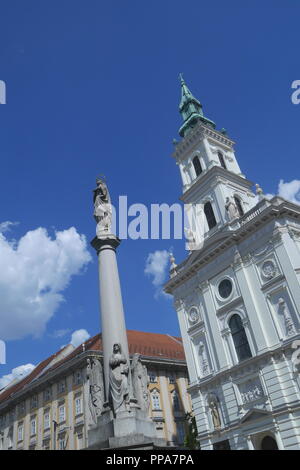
184,412,200,450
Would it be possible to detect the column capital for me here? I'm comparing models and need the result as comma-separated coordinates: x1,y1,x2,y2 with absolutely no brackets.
91,235,121,254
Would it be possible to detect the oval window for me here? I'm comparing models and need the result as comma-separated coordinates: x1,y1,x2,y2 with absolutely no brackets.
218,279,233,299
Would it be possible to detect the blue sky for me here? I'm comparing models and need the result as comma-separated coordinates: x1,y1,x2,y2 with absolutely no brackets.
0,0,299,383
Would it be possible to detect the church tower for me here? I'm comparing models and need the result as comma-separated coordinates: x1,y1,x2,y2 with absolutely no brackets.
165,77,300,450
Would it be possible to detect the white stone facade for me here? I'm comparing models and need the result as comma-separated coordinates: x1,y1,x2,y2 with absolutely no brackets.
165,119,300,450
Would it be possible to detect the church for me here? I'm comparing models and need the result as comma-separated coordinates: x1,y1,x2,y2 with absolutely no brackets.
164,76,300,450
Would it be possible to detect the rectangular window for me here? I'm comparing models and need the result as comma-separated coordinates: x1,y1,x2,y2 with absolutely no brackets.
9,411,14,423
149,372,157,383
74,371,82,385
43,388,51,402
18,402,25,416
17,423,23,442
58,437,66,450
169,374,176,384
176,422,185,444
58,405,65,423
57,380,66,394
30,395,38,409
43,440,50,450
151,394,161,410
44,412,50,430
75,397,82,415
30,417,36,436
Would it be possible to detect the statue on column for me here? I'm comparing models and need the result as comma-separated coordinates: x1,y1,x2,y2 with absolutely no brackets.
131,353,150,413
93,177,113,236
208,394,221,431
109,343,130,414
225,197,239,221
86,357,105,424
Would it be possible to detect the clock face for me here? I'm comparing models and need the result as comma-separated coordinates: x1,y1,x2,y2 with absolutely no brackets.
189,307,199,324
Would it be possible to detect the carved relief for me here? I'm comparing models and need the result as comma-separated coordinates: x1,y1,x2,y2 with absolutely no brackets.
278,298,297,337
188,306,200,325
261,260,277,280
199,341,210,377
131,354,150,413
238,377,264,404
86,357,105,424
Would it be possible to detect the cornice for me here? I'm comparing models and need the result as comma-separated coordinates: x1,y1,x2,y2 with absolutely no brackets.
164,199,300,294
180,166,253,203
172,122,235,162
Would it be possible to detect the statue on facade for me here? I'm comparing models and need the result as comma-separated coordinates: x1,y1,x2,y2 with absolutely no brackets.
109,343,130,414
208,394,221,431
225,197,239,221
131,353,150,413
86,357,105,424
199,342,210,377
93,177,113,236
278,297,297,337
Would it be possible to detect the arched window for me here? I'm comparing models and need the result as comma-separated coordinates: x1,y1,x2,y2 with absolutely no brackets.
234,196,244,217
218,151,226,170
261,436,278,450
192,156,202,177
229,315,252,362
204,202,217,230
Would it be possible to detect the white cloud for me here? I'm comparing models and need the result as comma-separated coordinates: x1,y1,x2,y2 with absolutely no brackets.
144,250,171,299
0,363,35,390
0,221,19,234
70,329,90,348
278,179,300,204
262,179,300,204
0,226,92,341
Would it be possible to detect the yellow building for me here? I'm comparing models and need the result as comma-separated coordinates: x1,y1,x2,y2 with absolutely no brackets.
0,330,192,450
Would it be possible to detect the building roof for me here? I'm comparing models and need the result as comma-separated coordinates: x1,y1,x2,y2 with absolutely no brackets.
0,330,185,407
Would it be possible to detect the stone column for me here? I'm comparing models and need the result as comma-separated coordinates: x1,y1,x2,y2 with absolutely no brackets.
91,234,130,402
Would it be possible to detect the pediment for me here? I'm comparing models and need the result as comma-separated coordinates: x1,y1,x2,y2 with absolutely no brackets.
240,408,271,424
184,230,233,269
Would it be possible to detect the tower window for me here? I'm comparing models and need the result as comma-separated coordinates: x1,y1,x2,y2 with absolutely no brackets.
229,315,252,362
234,196,244,216
218,151,226,170
192,156,202,177
204,202,217,230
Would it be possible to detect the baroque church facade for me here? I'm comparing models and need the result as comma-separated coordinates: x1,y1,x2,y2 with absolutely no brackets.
165,76,300,450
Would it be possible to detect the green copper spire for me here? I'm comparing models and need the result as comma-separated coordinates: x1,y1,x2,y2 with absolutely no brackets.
178,74,216,137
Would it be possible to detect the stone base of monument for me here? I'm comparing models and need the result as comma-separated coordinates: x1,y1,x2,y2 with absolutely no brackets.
87,408,166,449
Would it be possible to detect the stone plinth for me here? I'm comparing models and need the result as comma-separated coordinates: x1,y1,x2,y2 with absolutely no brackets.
88,408,165,450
